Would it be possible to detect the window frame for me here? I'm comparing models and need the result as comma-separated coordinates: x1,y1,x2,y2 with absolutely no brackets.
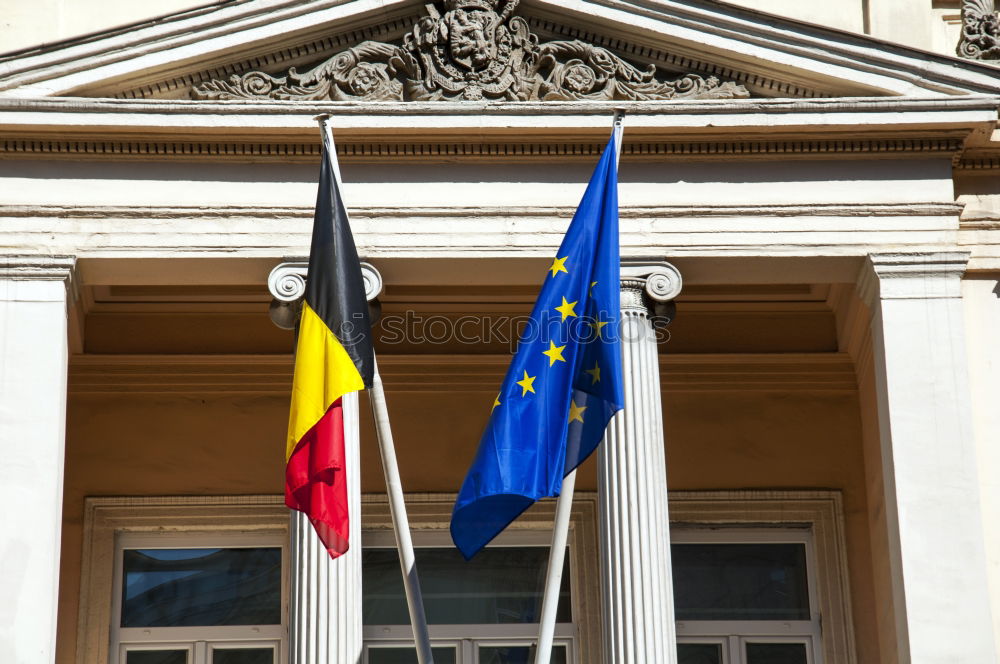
671,527,821,664
361,493,600,664
361,529,575,662
77,496,289,664
669,490,857,664
111,530,287,664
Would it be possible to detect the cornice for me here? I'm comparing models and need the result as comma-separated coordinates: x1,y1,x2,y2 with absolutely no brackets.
0,202,964,220
0,254,76,281
0,137,968,163
1,95,996,116
67,352,857,394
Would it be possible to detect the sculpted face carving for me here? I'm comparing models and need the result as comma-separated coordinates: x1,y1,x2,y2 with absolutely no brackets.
959,0,1000,60
193,0,749,101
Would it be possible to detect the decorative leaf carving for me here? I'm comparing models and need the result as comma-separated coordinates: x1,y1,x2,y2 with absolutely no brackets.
958,0,1000,60
193,0,748,102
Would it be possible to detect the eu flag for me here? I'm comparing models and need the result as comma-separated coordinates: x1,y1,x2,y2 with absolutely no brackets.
451,136,624,559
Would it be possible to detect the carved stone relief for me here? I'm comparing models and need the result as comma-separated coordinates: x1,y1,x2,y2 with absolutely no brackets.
959,0,1000,60
192,0,749,101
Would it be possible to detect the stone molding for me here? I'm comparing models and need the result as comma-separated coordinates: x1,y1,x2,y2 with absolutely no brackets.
192,0,748,103
76,495,288,664
6,0,1000,99
0,255,76,281
669,490,857,664
1,202,964,221
0,137,967,162
66,353,859,394
856,252,972,305
959,0,1000,61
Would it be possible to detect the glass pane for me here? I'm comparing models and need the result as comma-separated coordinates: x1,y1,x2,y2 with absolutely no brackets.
367,647,457,663
363,547,570,625
745,642,808,664
677,643,723,664
478,645,567,664
121,547,281,627
212,648,274,664
125,651,188,664
671,542,810,620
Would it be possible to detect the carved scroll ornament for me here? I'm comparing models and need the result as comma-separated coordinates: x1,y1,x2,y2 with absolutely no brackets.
959,0,1000,60
193,0,749,102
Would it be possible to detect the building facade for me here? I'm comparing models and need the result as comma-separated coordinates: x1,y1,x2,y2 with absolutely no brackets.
1,1,999,663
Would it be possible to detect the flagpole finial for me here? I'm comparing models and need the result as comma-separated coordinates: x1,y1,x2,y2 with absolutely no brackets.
313,113,332,125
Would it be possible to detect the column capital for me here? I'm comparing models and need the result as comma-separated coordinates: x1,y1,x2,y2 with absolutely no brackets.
856,251,970,307
0,255,77,304
0,255,76,281
267,260,382,328
620,259,682,320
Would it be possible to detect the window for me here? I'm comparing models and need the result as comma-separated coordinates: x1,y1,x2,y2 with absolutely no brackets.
112,533,286,664
78,496,289,664
361,530,573,664
360,494,602,664
669,491,857,664
672,528,820,664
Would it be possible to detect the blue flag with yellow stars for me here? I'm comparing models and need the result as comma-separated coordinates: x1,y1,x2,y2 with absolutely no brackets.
451,136,624,559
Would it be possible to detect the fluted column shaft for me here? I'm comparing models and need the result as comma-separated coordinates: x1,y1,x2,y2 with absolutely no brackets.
598,264,680,664
289,390,363,664
270,261,382,664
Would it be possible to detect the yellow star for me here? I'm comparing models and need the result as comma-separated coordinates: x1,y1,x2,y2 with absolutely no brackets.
554,296,578,322
589,319,610,338
542,340,567,366
492,394,501,412
590,281,598,295
549,256,569,277
585,361,601,384
515,370,537,397
569,400,587,423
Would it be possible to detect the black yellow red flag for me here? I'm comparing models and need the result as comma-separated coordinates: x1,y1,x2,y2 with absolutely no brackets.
285,124,374,558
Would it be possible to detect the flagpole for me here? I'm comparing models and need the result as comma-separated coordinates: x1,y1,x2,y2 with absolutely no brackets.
534,111,625,664
369,357,436,664
315,115,435,664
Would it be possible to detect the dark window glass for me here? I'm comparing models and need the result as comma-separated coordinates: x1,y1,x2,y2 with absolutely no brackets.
121,548,281,627
478,645,567,664
677,643,723,664
367,647,457,663
363,547,570,625
745,642,809,664
671,542,810,621
125,651,187,664
212,648,274,664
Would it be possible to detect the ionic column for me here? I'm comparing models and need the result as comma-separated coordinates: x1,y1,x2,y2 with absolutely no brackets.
0,255,75,663
598,260,681,664
269,261,383,664
858,252,996,663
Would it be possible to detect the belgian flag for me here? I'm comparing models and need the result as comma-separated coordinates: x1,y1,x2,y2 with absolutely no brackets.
285,126,374,558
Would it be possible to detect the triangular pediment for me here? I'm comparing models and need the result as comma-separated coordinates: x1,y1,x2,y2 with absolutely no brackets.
2,0,1000,102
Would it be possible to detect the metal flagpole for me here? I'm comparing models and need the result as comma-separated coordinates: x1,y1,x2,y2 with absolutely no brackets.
534,111,625,664
368,358,435,664
316,115,436,664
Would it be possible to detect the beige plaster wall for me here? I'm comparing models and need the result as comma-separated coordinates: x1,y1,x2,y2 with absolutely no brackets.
57,371,880,663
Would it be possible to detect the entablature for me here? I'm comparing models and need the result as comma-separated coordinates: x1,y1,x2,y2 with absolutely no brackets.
0,96,996,163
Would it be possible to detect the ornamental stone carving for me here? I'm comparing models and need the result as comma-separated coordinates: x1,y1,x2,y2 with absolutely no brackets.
193,0,749,101
959,0,1000,60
